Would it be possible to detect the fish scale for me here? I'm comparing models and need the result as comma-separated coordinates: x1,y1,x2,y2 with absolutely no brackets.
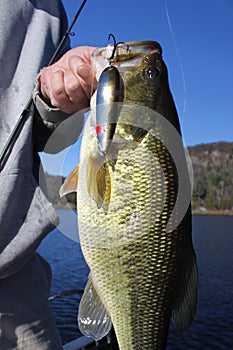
77,124,190,349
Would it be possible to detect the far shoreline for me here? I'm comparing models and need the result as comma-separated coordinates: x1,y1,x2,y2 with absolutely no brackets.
54,206,233,216
192,209,233,216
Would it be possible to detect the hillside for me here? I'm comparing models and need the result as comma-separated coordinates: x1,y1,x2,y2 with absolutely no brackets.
188,141,233,214
45,141,233,215
44,174,76,210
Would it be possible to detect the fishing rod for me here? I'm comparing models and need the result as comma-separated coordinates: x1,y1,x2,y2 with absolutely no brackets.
48,288,84,301
0,0,88,170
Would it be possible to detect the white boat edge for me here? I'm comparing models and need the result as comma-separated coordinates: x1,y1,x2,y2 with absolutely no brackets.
63,335,95,350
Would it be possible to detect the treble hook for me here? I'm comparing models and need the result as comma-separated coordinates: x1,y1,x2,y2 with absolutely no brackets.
108,34,129,62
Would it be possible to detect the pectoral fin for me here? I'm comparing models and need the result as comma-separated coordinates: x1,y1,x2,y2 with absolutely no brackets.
78,274,112,340
172,249,198,333
59,164,79,197
87,153,111,211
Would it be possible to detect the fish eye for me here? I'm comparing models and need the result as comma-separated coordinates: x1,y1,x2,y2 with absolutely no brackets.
144,67,160,80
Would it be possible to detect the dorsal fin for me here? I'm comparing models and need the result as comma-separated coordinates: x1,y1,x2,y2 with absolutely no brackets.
172,249,198,333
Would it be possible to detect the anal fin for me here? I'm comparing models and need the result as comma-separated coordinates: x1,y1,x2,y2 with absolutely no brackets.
78,274,112,340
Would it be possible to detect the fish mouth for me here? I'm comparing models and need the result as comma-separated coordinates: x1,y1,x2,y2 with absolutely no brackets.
93,41,162,64
92,41,163,83
126,40,162,54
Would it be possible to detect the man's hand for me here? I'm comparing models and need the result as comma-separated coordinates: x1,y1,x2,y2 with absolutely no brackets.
39,46,98,114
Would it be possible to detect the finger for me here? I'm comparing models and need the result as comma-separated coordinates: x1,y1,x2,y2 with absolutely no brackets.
39,69,53,104
77,64,98,98
47,70,71,111
66,57,95,107
40,68,88,113
67,55,94,92
63,69,82,101
67,55,87,75
63,70,89,112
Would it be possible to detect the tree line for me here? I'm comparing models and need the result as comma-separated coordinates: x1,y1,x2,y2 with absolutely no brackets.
188,142,233,211
45,141,233,213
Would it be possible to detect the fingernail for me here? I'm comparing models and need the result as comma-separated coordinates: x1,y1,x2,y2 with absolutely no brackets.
77,65,90,79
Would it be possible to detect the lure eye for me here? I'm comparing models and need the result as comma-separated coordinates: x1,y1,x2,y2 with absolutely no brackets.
144,67,160,80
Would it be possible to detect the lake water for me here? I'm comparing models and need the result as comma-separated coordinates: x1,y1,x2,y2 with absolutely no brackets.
38,210,233,348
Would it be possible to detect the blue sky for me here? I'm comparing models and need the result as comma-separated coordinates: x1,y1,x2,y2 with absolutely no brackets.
41,0,233,175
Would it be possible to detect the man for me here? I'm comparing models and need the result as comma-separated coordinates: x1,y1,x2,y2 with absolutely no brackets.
0,1,96,348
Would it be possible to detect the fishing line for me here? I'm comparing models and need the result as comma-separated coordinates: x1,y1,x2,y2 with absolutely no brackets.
164,0,187,120
164,1,194,198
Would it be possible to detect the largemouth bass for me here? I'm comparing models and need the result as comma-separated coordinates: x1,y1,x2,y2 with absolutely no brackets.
60,41,198,350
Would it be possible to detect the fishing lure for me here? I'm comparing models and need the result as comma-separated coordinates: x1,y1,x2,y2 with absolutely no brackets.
95,34,125,156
